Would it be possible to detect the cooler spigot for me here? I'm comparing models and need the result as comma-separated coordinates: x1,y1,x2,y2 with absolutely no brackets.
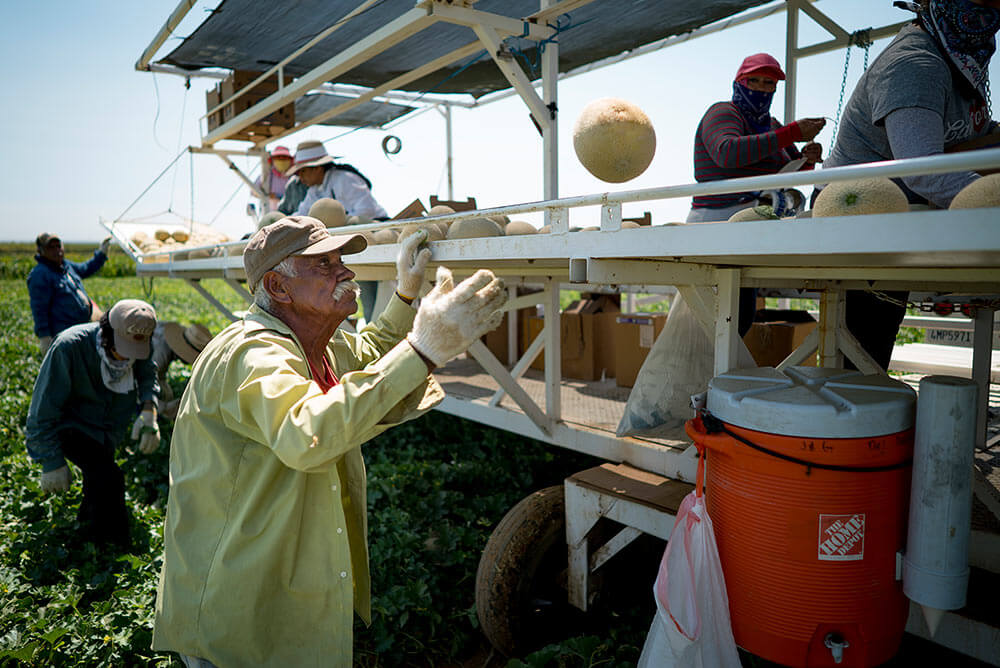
824,633,849,664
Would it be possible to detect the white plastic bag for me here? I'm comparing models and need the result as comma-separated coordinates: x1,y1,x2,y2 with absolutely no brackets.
638,452,741,668
617,293,754,440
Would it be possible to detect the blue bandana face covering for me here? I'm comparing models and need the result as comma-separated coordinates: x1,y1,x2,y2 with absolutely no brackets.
897,0,1000,101
731,81,775,133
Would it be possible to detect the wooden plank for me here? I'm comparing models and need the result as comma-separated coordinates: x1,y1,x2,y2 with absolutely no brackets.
568,463,693,514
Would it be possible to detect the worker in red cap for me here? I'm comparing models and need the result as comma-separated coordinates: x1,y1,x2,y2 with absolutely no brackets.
687,53,826,336
254,145,293,212
689,53,825,224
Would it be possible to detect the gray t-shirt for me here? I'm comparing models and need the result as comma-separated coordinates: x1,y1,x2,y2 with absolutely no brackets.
825,23,992,205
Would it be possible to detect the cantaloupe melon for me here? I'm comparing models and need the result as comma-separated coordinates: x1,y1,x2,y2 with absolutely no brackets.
427,204,455,217
257,211,285,230
487,214,509,229
573,98,656,183
373,229,399,244
621,221,641,229
171,230,191,243
727,205,779,222
538,225,552,234
309,198,347,227
446,218,503,239
504,221,537,235
949,174,1000,209
154,229,171,241
399,223,444,243
812,178,908,217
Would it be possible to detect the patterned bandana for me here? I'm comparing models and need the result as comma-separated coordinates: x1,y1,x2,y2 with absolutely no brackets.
731,81,775,133
898,0,1000,101
96,334,136,394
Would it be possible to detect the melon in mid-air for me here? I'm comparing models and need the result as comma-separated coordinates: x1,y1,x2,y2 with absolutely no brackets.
309,198,347,227
573,98,656,183
727,205,779,222
504,221,537,235
949,174,1000,209
812,178,908,217
446,218,503,239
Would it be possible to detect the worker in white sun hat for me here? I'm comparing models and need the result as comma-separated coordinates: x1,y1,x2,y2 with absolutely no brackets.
153,216,506,667
277,139,389,220
24,299,160,550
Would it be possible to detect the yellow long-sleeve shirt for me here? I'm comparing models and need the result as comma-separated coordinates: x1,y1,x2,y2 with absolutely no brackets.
153,295,443,666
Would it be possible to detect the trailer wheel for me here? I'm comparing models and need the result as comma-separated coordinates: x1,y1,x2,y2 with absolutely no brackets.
475,485,581,656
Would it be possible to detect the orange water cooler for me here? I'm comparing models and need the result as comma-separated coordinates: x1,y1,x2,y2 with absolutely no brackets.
687,366,916,667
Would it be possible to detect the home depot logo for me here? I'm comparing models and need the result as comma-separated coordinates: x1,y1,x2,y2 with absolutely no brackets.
818,513,865,561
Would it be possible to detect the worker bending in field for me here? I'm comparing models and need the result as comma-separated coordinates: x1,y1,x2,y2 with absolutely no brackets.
278,140,389,220
25,299,161,549
153,216,506,667
28,233,112,355
149,321,213,418
819,0,1000,370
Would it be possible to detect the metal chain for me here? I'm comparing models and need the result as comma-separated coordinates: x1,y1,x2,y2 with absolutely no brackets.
832,43,853,142
832,29,874,145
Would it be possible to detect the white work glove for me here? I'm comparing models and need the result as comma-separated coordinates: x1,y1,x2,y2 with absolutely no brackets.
407,266,506,367
40,465,71,493
99,237,112,255
396,228,432,300
39,336,53,356
130,407,161,454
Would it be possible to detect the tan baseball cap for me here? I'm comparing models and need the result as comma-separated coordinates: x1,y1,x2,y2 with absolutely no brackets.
108,299,157,359
243,215,367,291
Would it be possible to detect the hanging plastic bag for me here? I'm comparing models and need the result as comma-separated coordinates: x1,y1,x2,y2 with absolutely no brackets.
638,447,741,668
617,292,754,440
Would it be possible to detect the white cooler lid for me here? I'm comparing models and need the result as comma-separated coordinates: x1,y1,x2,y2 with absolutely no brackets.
707,366,916,438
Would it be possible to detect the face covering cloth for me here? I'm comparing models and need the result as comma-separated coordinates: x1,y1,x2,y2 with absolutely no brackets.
96,334,136,394
731,80,776,134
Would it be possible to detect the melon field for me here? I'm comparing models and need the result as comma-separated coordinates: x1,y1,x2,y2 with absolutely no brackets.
0,244,966,667
0,243,650,667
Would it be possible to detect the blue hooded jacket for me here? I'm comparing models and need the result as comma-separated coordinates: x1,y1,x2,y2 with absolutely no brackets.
27,250,107,338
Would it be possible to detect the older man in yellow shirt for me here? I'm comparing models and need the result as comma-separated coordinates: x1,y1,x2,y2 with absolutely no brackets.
153,216,506,667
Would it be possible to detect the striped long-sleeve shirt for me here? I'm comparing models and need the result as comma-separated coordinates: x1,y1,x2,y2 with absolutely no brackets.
692,101,808,209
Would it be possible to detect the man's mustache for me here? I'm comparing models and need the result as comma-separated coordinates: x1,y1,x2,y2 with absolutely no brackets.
332,280,360,301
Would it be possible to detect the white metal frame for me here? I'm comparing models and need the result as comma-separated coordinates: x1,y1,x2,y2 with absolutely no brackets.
127,3,1000,659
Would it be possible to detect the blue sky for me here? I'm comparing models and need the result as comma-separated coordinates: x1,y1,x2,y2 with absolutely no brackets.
1,1,997,243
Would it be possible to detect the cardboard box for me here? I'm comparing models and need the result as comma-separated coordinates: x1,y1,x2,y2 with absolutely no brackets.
392,198,427,220
206,70,295,139
615,313,668,388
521,295,620,381
481,289,542,366
743,309,817,368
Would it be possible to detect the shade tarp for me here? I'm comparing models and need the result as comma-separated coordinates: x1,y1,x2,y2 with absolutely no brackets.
162,0,771,98
296,93,415,128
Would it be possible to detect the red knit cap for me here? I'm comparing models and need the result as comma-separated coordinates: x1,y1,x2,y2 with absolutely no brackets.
735,53,786,82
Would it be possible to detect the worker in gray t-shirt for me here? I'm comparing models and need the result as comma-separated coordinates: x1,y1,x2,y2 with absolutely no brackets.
820,0,999,371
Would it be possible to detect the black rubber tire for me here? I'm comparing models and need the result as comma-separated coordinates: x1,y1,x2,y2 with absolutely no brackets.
475,485,578,656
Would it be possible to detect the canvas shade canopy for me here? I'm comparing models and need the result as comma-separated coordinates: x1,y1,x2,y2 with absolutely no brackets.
159,0,772,98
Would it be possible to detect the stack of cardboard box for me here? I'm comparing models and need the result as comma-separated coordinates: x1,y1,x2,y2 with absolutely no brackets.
205,70,295,141
521,294,620,381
